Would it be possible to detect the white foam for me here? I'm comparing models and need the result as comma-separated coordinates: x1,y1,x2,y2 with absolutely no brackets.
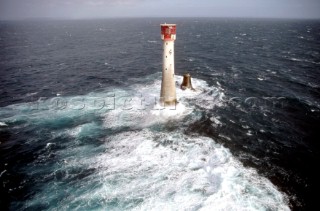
187,57,195,62
103,74,224,129
25,92,38,97
2,73,289,210
175,75,225,109
290,57,303,62
210,116,222,127
2,74,222,129
0,122,8,127
68,124,86,137
27,130,289,210
0,170,7,178
45,143,55,148
246,130,254,136
150,102,191,117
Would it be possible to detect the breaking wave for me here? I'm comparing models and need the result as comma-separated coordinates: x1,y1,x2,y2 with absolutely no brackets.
1,74,289,210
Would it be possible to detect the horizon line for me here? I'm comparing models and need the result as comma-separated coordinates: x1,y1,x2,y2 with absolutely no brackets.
1,16,320,21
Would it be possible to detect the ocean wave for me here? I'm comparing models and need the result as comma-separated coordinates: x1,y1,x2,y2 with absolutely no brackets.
1,73,289,210
23,130,290,210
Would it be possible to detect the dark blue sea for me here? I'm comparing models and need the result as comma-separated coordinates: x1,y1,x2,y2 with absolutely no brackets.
0,18,319,210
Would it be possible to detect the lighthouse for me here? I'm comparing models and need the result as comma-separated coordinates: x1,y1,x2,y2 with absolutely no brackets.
160,24,177,106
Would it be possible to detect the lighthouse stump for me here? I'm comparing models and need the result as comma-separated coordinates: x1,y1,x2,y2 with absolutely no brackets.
160,24,177,107
180,73,195,90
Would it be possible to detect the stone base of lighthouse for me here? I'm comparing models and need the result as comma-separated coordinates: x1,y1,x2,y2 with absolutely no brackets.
160,85,177,106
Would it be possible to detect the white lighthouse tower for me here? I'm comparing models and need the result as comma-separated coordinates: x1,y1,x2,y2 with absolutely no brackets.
160,24,177,106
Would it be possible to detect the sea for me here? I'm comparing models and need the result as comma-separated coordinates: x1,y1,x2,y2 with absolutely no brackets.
0,18,319,210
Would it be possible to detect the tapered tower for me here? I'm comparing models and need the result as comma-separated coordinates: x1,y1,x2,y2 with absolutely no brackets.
160,24,177,106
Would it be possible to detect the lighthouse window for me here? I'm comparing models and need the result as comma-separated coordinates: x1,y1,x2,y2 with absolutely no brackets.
166,42,168,45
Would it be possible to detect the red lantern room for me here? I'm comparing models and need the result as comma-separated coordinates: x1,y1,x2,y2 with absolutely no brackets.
161,24,176,41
